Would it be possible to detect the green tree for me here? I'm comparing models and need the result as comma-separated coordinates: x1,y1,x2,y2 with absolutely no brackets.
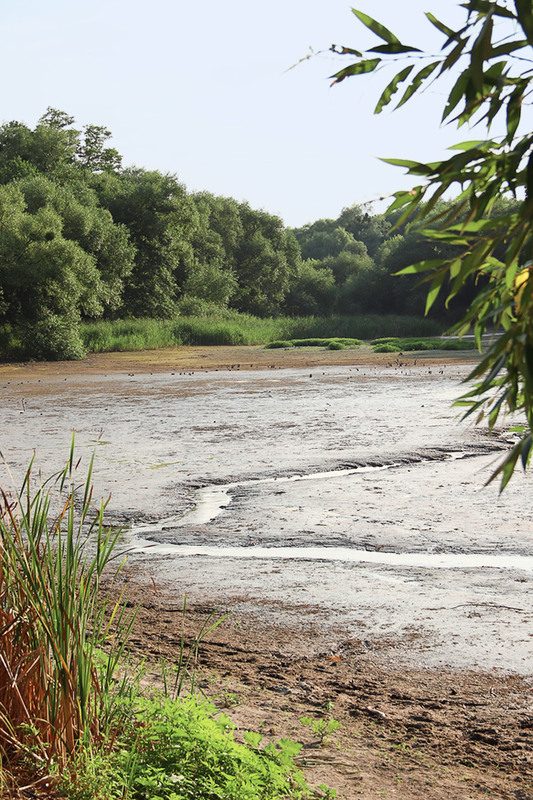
76,124,122,173
16,175,134,315
95,168,198,317
328,2,533,487
0,184,100,358
284,259,337,316
0,118,77,179
293,222,361,261
232,204,301,316
0,109,123,184
186,193,242,307
337,205,391,257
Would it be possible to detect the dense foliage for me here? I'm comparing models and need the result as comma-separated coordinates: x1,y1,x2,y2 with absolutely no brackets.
326,1,533,487
0,107,474,360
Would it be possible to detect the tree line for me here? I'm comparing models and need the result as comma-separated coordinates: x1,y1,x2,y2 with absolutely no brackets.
0,108,517,359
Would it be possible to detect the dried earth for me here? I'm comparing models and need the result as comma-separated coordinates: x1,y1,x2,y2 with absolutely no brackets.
115,576,533,800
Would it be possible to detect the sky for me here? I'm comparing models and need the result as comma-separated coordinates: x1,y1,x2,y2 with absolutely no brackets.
1,0,467,228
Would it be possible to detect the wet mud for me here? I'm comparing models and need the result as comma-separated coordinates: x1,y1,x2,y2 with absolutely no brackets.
1,348,532,675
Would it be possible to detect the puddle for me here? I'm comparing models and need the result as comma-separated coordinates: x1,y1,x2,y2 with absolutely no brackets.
128,540,533,571
128,452,533,573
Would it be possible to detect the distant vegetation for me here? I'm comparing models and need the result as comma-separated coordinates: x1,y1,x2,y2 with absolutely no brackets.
265,337,363,350
76,313,441,355
0,107,514,361
371,337,477,353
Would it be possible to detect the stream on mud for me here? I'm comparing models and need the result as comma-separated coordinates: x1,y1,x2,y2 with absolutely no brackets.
129,458,533,572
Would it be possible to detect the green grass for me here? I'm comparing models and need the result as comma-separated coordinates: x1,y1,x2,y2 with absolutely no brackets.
80,313,443,355
371,336,477,353
265,337,362,349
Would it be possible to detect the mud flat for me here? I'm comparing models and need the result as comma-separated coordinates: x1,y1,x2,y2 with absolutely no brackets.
3,345,533,798
0,345,531,674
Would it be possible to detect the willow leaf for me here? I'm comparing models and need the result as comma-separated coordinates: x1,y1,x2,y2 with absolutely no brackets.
396,61,440,109
352,9,401,44
375,66,414,113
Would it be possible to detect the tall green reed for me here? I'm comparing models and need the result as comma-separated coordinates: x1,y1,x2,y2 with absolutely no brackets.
81,312,443,353
0,439,136,777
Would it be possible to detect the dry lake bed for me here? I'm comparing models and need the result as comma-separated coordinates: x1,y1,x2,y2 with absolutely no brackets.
1,347,532,675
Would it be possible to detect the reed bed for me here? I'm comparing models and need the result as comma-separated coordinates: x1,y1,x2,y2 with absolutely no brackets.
81,313,442,354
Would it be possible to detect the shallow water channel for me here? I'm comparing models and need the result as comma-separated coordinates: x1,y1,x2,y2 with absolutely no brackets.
1,360,533,673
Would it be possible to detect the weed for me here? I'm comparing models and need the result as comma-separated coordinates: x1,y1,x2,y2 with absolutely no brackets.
300,716,341,745
108,696,313,799
317,784,337,799
218,690,241,708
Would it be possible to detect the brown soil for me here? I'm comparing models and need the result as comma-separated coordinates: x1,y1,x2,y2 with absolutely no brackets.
112,574,533,800
0,341,479,379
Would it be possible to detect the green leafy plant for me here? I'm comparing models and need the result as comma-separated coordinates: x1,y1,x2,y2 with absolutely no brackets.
300,716,341,745
327,3,533,487
104,696,312,800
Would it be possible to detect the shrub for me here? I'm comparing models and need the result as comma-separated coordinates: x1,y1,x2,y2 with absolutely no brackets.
373,343,401,353
22,313,87,360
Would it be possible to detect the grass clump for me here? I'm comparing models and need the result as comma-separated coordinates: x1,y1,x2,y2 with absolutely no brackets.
265,340,294,349
266,337,362,350
373,343,400,353
371,336,477,353
82,318,182,352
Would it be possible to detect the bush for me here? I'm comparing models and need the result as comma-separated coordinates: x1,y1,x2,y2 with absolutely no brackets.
22,313,87,360
327,341,345,350
373,343,401,353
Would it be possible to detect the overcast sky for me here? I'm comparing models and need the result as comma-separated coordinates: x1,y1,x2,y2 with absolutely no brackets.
1,1,466,227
